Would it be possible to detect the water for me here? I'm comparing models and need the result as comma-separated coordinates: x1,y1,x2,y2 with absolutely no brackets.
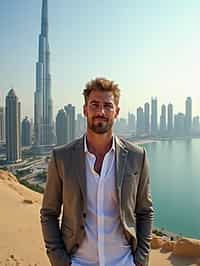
142,139,200,239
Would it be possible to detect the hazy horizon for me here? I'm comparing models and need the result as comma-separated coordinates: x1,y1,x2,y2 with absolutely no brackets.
1,0,200,119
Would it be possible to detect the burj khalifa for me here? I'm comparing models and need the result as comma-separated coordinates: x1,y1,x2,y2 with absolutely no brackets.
34,0,54,145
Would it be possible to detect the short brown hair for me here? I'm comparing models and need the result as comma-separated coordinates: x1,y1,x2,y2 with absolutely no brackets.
83,77,120,105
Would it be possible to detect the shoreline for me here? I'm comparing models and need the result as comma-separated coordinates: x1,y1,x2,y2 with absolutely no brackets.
132,139,157,145
17,172,200,241
153,227,182,241
126,135,200,144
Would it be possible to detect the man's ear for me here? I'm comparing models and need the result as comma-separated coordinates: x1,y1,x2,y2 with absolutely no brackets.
83,104,87,117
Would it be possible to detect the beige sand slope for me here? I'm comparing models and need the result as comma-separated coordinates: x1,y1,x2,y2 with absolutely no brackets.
0,170,199,266
0,170,48,266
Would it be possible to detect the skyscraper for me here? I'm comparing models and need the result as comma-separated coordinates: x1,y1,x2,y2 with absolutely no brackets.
0,106,4,143
160,104,167,135
185,97,192,136
55,105,76,146
64,104,76,144
136,107,145,136
76,113,86,138
174,113,185,137
144,102,150,135
22,116,31,146
128,112,135,133
5,89,21,163
151,97,158,136
56,109,67,145
192,116,200,134
34,0,53,145
167,103,173,135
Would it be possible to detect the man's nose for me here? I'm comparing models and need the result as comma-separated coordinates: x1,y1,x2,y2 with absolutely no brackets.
96,104,106,114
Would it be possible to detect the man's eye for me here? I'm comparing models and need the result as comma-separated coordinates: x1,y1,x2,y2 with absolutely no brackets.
104,104,114,110
91,103,99,108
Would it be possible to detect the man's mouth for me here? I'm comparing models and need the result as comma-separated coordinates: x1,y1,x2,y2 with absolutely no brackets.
94,117,107,121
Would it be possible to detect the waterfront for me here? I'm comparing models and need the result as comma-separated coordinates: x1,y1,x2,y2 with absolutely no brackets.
142,138,200,239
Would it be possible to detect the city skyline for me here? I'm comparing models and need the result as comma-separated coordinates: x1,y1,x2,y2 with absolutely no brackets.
1,0,200,118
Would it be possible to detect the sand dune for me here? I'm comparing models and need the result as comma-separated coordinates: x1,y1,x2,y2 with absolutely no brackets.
0,170,199,266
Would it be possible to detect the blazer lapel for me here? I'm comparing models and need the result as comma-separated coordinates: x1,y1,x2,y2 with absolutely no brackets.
73,137,87,212
115,136,128,202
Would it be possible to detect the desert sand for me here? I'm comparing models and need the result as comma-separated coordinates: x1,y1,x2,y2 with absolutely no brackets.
0,170,199,266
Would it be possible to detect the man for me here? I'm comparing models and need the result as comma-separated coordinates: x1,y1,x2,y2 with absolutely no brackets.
40,78,153,266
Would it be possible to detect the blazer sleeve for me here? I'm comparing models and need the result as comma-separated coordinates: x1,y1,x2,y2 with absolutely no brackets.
135,148,154,266
40,150,71,266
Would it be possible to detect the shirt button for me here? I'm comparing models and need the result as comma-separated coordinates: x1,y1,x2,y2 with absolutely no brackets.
81,225,84,230
83,212,87,218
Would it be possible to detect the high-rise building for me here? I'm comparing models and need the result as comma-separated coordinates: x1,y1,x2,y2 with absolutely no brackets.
167,103,173,135
34,0,54,145
64,104,76,144
136,107,145,136
5,89,21,163
192,116,200,134
174,113,185,137
22,116,31,146
56,109,67,145
76,113,86,138
114,118,127,134
55,105,76,146
128,112,135,133
0,106,5,143
144,102,150,135
160,104,167,135
185,97,192,136
151,97,158,136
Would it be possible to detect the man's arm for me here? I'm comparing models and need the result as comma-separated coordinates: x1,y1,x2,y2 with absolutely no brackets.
135,148,153,266
40,150,71,266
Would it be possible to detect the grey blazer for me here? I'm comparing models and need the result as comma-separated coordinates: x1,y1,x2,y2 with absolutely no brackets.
40,136,153,266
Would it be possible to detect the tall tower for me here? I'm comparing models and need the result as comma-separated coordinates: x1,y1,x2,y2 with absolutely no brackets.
136,106,145,136
76,113,86,138
174,113,185,137
160,104,167,135
144,102,150,135
0,95,4,143
127,112,135,133
22,116,31,146
5,89,21,163
185,97,192,136
34,0,53,145
167,103,173,136
56,109,67,145
64,104,76,144
0,106,4,143
151,97,158,136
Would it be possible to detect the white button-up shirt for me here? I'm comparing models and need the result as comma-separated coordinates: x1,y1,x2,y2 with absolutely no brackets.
71,136,135,266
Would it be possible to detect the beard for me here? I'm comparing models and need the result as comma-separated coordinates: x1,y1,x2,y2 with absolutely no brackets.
87,116,114,134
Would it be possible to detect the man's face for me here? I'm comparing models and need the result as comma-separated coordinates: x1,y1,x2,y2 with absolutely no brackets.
83,90,120,134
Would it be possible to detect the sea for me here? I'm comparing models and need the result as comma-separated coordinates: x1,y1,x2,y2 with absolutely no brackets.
141,138,200,239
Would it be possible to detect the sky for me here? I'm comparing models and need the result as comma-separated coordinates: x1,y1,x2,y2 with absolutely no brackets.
1,0,200,120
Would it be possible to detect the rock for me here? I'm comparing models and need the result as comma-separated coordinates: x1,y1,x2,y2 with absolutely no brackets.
173,237,200,257
151,236,166,249
23,199,34,204
161,240,175,252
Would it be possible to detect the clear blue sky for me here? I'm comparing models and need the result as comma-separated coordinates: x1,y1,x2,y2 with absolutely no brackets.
1,0,200,119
